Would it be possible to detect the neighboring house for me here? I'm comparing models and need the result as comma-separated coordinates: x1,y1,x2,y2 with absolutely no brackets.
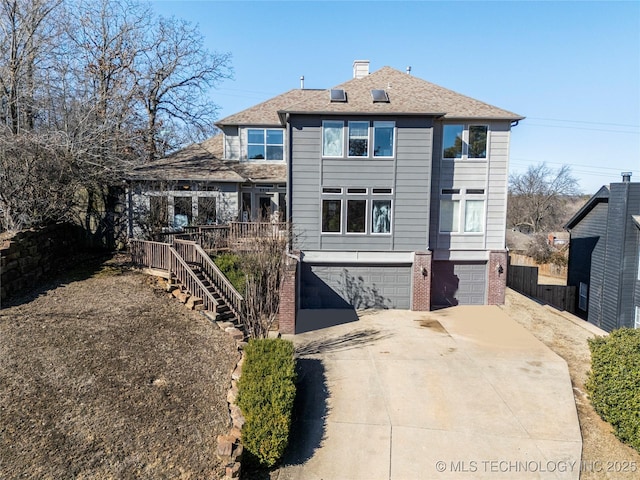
128,60,523,312
565,174,640,331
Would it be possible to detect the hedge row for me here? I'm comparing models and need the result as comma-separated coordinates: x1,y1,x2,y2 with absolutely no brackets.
586,328,640,452
237,338,297,467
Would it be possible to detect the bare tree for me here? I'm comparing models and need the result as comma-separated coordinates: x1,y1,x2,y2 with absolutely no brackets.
135,15,232,162
508,163,580,233
0,0,232,234
239,229,290,339
0,0,61,133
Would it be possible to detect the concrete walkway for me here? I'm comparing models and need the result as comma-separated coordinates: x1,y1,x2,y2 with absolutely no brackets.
279,306,582,480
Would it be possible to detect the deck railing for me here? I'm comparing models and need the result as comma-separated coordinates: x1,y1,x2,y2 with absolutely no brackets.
168,246,218,311
129,237,244,319
130,240,170,271
229,221,287,241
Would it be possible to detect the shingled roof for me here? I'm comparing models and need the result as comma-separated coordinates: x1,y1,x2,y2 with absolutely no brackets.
216,89,321,126
218,66,523,126
280,66,523,120
128,135,285,183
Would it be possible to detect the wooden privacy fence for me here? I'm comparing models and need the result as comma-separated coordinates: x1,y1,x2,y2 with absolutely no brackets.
509,253,567,279
507,264,576,313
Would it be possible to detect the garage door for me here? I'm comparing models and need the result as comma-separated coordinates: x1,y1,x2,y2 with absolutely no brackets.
432,261,486,306
301,264,411,309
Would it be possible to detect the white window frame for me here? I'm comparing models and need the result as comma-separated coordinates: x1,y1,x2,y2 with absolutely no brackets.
442,124,489,161
579,282,588,311
439,188,485,234
439,198,460,233
322,121,344,158
373,121,395,158
246,128,284,161
346,198,368,235
321,197,343,234
635,306,640,329
371,198,392,235
348,121,369,158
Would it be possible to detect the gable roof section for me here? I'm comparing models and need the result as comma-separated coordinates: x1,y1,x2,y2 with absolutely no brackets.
127,135,284,183
564,185,610,230
216,89,321,126
280,66,524,120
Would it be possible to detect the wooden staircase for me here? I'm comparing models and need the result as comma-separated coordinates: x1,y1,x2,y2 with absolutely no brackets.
130,238,244,327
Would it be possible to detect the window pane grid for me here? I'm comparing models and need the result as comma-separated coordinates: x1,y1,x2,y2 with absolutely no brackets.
248,128,283,160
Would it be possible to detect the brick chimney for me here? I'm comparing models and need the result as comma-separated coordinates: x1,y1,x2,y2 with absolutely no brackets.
353,60,370,79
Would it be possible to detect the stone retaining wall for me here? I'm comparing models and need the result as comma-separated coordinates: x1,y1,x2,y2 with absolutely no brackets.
0,224,85,304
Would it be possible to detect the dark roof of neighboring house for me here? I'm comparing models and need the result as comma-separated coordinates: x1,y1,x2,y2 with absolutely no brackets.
217,66,523,126
127,135,285,183
564,185,610,230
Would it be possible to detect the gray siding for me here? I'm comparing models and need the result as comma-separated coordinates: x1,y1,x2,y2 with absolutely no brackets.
430,121,511,253
567,201,608,324
619,184,640,328
290,115,432,252
601,184,631,331
223,126,240,160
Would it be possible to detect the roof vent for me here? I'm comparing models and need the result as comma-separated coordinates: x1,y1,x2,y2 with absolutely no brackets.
371,89,389,103
622,171,632,182
406,66,412,75
330,89,347,102
353,60,369,79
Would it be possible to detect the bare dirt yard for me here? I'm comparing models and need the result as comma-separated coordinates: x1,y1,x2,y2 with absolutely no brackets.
502,289,640,479
0,254,239,479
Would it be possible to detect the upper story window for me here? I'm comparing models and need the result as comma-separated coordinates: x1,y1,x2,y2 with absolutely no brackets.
442,124,488,160
373,121,394,157
247,129,284,160
322,121,344,157
348,121,369,157
323,120,395,158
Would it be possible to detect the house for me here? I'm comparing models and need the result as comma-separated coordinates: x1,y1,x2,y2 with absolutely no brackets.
128,60,523,322
565,173,640,331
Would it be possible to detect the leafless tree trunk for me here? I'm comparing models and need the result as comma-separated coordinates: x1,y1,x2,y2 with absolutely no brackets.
135,15,232,162
508,163,580,233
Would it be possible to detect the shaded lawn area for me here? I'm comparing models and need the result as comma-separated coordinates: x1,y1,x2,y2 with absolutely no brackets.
0,255,239,479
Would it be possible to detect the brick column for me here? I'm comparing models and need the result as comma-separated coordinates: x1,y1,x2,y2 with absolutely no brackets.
488,250,508,305
412,251,432,311
278,255,298,334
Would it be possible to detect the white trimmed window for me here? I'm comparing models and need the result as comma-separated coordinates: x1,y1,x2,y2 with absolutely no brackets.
443,124,488,160
439,188,485,234
322,121,344,157
373,121,394,157
579,282,588,311
321,187,392,235
348,121,369,157
635,306,640,329
247,129,284,160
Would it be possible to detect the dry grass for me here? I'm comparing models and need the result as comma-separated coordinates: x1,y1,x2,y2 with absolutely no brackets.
0,254,239,479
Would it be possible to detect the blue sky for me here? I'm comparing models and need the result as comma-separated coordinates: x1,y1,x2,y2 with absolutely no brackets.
151,0,640,195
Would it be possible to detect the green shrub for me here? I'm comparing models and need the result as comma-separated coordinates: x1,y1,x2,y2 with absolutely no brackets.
237,338,296,467
214,253,245,293
586,328,640,452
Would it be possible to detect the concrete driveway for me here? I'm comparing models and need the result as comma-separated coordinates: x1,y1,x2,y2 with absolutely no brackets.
279,306,582,480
